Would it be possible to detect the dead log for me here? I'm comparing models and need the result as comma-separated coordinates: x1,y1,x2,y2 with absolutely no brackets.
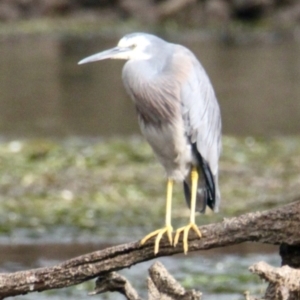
0,200,299,299
90,261,202,300
89,271,143,300
249,261,300,300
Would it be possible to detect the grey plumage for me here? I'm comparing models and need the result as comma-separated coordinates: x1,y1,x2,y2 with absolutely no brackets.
78,32,222,254
121,33,221,212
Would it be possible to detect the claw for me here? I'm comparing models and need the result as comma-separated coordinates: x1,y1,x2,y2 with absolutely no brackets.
140,225,173,254
174,223,202,254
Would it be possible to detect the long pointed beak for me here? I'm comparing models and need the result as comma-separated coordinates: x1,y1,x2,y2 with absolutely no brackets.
78,47,131,65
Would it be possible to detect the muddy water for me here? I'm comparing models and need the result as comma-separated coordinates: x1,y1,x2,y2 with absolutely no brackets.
0,34,300,137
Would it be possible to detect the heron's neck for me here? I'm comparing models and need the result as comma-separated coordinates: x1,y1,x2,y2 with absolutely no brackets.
132,57,161,75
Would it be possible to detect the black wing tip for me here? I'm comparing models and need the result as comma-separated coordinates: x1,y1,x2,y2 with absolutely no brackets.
191,143,216,211
183,181,207,213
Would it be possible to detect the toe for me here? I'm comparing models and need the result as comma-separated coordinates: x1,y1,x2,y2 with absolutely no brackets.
174,223,202,253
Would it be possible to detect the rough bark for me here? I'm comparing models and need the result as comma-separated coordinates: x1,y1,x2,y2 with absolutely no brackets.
89,271,143,299
90,261,202,300
0,200,299,299
249,261,300,300
147,261,202,300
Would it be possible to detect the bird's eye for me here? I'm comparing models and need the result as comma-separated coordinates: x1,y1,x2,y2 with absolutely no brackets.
131,44,137,49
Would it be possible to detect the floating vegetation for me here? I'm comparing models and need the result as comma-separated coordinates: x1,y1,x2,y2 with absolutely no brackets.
0,135,299,241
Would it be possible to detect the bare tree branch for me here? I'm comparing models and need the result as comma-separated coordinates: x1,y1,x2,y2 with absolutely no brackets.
250,261,300,290
0,200,299,299
90,272,142,300
249,261,300,300
89,261,202,300
148,261,202,300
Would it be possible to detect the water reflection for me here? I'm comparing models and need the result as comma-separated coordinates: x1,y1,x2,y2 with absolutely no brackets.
1,34,300,137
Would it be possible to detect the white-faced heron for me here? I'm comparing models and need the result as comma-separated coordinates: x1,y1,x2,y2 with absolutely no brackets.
78,33,222,254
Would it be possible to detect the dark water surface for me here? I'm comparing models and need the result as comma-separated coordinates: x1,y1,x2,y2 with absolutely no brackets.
1,34,300,137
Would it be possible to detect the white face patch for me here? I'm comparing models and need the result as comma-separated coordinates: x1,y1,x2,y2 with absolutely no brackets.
117,35,152,60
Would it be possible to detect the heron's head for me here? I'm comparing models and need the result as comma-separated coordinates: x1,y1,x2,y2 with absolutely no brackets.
78,33,160,65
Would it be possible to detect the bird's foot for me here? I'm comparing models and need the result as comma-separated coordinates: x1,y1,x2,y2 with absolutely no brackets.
140,225,173,255
174,223,202,254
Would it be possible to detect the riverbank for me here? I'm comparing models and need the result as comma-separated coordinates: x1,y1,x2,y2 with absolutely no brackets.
1,135,299,242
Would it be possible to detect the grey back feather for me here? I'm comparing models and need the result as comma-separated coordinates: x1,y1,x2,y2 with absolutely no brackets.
172,45,222,175
171,45,222,210
122,35,222,211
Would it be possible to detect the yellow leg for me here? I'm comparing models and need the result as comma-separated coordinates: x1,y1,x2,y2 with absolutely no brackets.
174,167,202,254
140,179,174,254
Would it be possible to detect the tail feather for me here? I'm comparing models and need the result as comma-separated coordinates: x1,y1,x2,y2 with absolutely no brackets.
183,143,216,213
183,180,208,213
